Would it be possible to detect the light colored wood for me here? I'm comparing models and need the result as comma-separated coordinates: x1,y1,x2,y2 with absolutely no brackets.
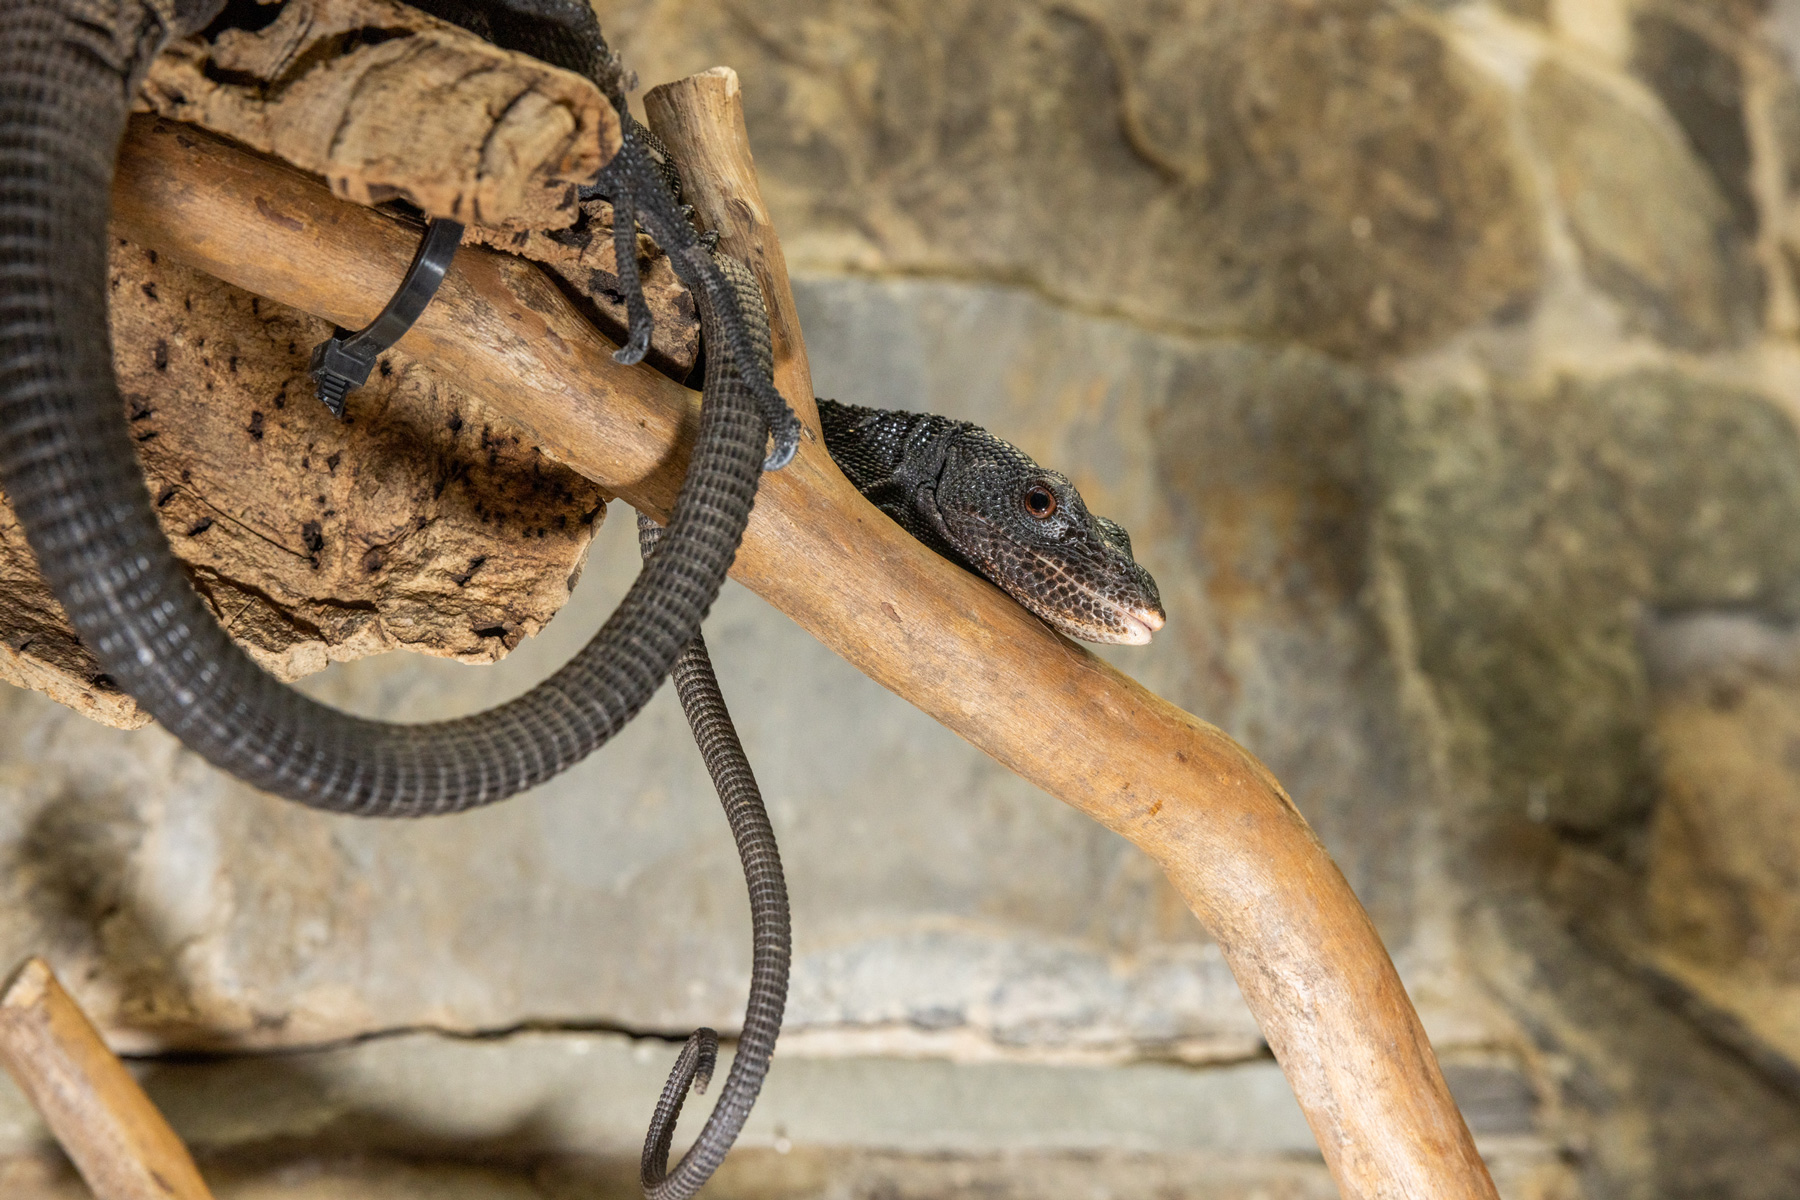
139,0,617,231
110,107,1498,1199
461,209,701,378
0,958,214,1200
644,69,817,419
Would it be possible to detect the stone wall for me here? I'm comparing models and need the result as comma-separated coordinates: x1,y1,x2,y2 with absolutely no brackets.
6,0,1800,1196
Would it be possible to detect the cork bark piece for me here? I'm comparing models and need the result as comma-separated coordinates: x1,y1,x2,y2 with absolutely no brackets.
0,238,610,730
137,0,619,231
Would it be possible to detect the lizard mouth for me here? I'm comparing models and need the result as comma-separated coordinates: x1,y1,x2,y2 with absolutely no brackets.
1111,606,1166,645
964,525,1164,645
1025,587,1165,645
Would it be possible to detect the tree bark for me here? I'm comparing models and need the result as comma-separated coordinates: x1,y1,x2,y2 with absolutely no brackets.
138,0,616,231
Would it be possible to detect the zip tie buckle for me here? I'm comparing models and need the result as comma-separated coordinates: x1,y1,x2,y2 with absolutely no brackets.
309,218,465,418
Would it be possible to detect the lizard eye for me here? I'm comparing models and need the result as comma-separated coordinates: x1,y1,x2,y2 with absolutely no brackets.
1024,484,1057,519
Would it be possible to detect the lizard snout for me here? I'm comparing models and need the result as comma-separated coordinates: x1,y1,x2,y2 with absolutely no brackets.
1113,604,1166,646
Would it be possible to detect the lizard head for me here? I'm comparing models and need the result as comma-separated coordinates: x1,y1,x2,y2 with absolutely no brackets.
934,433,1165,645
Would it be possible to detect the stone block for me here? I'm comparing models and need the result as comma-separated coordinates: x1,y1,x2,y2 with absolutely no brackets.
1373,370,1800,830
1630,9,1757,237
1526,59,1761,349
599,0,1542,360
1646,615,1800,978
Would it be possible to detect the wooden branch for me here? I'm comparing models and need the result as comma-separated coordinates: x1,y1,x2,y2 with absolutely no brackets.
109,109,1498,1199
461,208,701,379
644,70,816,415
139,0,617,231
0,958,213,1200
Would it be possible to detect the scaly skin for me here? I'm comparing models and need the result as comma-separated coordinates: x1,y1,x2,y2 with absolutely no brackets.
818,398,1165,645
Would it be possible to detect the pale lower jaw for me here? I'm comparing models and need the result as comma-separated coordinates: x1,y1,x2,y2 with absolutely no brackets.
1057,609,1160,645
1113,613,1157,645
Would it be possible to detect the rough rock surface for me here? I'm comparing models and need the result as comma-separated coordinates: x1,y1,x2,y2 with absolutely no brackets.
1372,369,1800,831
13,1,1800,1197
605,0,1545,361
1645,618,1800,979
0,240,608,728
1631,9,1758,238
1525,59,1761,350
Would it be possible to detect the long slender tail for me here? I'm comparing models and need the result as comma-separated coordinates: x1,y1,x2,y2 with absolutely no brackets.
636,512,790,1200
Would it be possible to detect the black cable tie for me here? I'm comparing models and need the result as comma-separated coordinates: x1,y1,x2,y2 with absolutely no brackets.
309,218,465,418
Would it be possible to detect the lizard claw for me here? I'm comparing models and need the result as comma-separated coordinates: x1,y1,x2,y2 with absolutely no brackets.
763,414,800,470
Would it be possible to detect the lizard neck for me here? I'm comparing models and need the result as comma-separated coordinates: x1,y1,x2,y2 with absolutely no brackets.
816,398,957,486
816,398,972,561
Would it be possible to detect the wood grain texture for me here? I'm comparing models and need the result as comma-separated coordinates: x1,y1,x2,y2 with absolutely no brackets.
462,203,701,379
0,958,213,1200
645,68,817,417
110,108,1498,1199
139,0,617,231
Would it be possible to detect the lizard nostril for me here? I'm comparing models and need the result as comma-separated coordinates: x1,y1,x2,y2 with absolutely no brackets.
1024,485,1057,519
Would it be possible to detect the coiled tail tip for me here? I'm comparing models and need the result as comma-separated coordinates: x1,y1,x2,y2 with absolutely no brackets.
612,319,654,366
687,1029,719,1094
641,1028,721,1196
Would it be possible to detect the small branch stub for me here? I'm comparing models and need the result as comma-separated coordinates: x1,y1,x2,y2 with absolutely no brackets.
0,958,214,1200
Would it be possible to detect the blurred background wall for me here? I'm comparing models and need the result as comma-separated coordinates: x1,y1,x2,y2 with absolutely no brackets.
7,0,1800,1196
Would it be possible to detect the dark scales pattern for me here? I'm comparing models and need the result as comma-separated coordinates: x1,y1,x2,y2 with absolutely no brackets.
817,398,1164,644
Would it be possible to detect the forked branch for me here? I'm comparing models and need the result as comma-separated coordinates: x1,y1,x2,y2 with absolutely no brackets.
109,75,1498,1199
